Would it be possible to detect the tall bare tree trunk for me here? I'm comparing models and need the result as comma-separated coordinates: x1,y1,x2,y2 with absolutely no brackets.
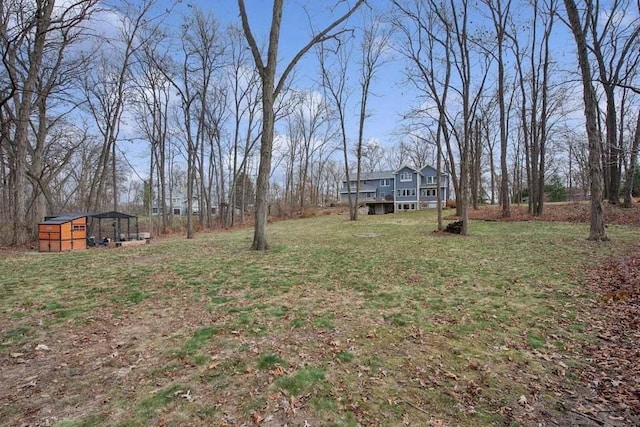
10,0,55,245
564,0,607,241
485,0,512,217
238,0,365,250
623,109,640,208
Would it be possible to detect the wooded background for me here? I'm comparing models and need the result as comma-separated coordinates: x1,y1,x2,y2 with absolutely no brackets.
1,0,638,246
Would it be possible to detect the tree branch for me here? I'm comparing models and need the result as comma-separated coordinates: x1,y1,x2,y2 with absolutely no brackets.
275,0,366,97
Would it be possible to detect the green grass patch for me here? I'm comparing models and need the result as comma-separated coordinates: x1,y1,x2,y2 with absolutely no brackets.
312,313,335,329
275,366,327,396
52,415,106,427
336,351,355,363
112,289,151,305
180,326,219,357
0,326,29,349
527,333,546,349
257,353,287,370
136,384,187,420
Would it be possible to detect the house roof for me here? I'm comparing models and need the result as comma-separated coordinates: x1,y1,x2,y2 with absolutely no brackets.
341,165,448,182
343,170,394,182
419,165,449,176
394,165,423,175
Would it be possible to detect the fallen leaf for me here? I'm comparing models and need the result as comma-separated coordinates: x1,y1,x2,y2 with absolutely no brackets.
251,411,263,424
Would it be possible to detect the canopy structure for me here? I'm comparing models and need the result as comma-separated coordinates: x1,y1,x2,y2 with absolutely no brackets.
88,211,139,243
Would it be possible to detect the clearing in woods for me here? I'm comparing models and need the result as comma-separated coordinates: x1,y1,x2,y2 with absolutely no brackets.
1,203,639,426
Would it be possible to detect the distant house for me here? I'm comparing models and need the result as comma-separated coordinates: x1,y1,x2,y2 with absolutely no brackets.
152,191,200,216
339,165,449,214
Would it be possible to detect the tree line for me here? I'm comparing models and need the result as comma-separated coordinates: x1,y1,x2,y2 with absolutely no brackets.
1,0,638,247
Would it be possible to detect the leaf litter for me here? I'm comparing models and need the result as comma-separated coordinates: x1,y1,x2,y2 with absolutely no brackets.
2,204,640,426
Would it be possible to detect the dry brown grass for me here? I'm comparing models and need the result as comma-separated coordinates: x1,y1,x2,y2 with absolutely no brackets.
1,209,639,426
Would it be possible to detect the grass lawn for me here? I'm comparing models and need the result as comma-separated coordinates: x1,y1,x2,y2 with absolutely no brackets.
1,209,638,426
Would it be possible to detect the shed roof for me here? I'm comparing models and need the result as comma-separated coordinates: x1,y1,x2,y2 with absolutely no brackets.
41,213,88,224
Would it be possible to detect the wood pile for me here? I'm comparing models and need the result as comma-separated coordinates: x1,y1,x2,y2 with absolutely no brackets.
444,220,463,234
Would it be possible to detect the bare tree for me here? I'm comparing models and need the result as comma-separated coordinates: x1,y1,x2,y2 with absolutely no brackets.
237,0,365,250
623,109,640,207
289,91,333,209
507,0,558,216
482,0,512,217
392,0,456,228
226,25,261,227
353,10,392,220
563,0,607,240
1,0,98,245
317,35,356,219
587,0,639,203
132,24,172,235
83,0,165,243
183,9,226,230
441,0,492,235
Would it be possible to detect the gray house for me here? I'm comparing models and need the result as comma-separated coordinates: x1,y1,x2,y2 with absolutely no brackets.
339,165,449,214
152,191,200,216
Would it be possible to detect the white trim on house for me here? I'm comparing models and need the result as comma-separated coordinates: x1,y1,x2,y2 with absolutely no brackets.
399,172,412,182
416,172,420,210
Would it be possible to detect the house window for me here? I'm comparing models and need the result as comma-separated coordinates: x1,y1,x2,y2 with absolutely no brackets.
397,188,416,197
380,192,385,198
400,172,412,182
422,189,436,197
72,224,86,231
380,179,391,186
173,208,181,215
426,176,435,184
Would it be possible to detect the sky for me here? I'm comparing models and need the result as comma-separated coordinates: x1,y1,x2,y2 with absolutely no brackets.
159,0,409,146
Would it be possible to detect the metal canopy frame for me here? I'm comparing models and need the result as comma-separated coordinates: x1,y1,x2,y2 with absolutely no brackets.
89,211,139,242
